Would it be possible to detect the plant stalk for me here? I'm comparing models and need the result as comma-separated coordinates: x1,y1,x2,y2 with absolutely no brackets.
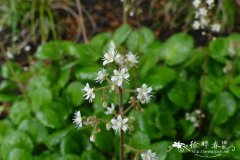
119,87,124,160
122,0,127,24
199,33,212,132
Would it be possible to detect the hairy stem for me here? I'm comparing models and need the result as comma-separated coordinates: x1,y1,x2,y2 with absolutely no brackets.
199,33,212,131
119,87,124,160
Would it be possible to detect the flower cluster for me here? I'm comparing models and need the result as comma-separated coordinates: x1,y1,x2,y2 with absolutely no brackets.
141,150,158,160
172,141,185,149
192,0,221,33
82,41,152,105
73,40,154,159
121,0,141,17
185,109,205,127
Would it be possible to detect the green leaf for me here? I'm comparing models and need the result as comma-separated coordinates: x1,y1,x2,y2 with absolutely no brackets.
208,92,237,125
29,87,52,110
60,131,88,155
80,150,105,160
139,41,162,77
151,141,172,160
230,75,240,84
159,33,194,66
145,66,176,90
95,126,113,152
126,27,155,52
113,24,132,44
0,120,13,143
203,75,224,94
36,103,64,129
183,47,205,68
44,127,73,150
27,75,50,89
9,101,31,125
132,104,163,139
179,120,195,140
131,131,151,149
138,27,155,52
36,41,66,60
168,80,198,109
223,0,237,28
126,30,139,51
18,118,48,143
165,149,182,160
1,131,33,160
35,41,100,63
75,66,99,81
0,93,17,102
57,69,70,88
1,62,22,79
35,41,78,60
156,111,176,137
8,148,33,160
59,155,81,160
229,84,240,98
90,32,111,57
209,37,229,63
65,81,84,106
90,33,111,48
0,80,17,92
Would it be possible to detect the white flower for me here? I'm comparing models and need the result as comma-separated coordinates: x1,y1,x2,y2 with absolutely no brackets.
206,0,214,6
228,43,236,57
189,116,197,122
115,55,125,66
109,41,116,51
198,8,208,16
193,0,201,8
211,23,221,32
24,45,31,52
73,111,82,129
6,51,14,59
83,118,93,126
137,84,152,104
103,41,121,65
194,11,200,19
111,68,130,87
141,150,157,160
185,113,190,120
111,115,128,133
126,51,138,67
172,142,185,149
129,11,134,17
105,103,115,115
193,20,200,30
195,109,201,114
102,102,108,108
199,17,209,28
95,68,108,83
106,123,112,130
83,83,95,102
90,134,96,142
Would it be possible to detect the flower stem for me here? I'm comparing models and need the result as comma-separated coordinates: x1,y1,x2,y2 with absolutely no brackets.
199,33,212,132
123,89,136,93
119,87,124,160
124,144,141,153
122,0,127,24
124,105,134,115
94,86,111,91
